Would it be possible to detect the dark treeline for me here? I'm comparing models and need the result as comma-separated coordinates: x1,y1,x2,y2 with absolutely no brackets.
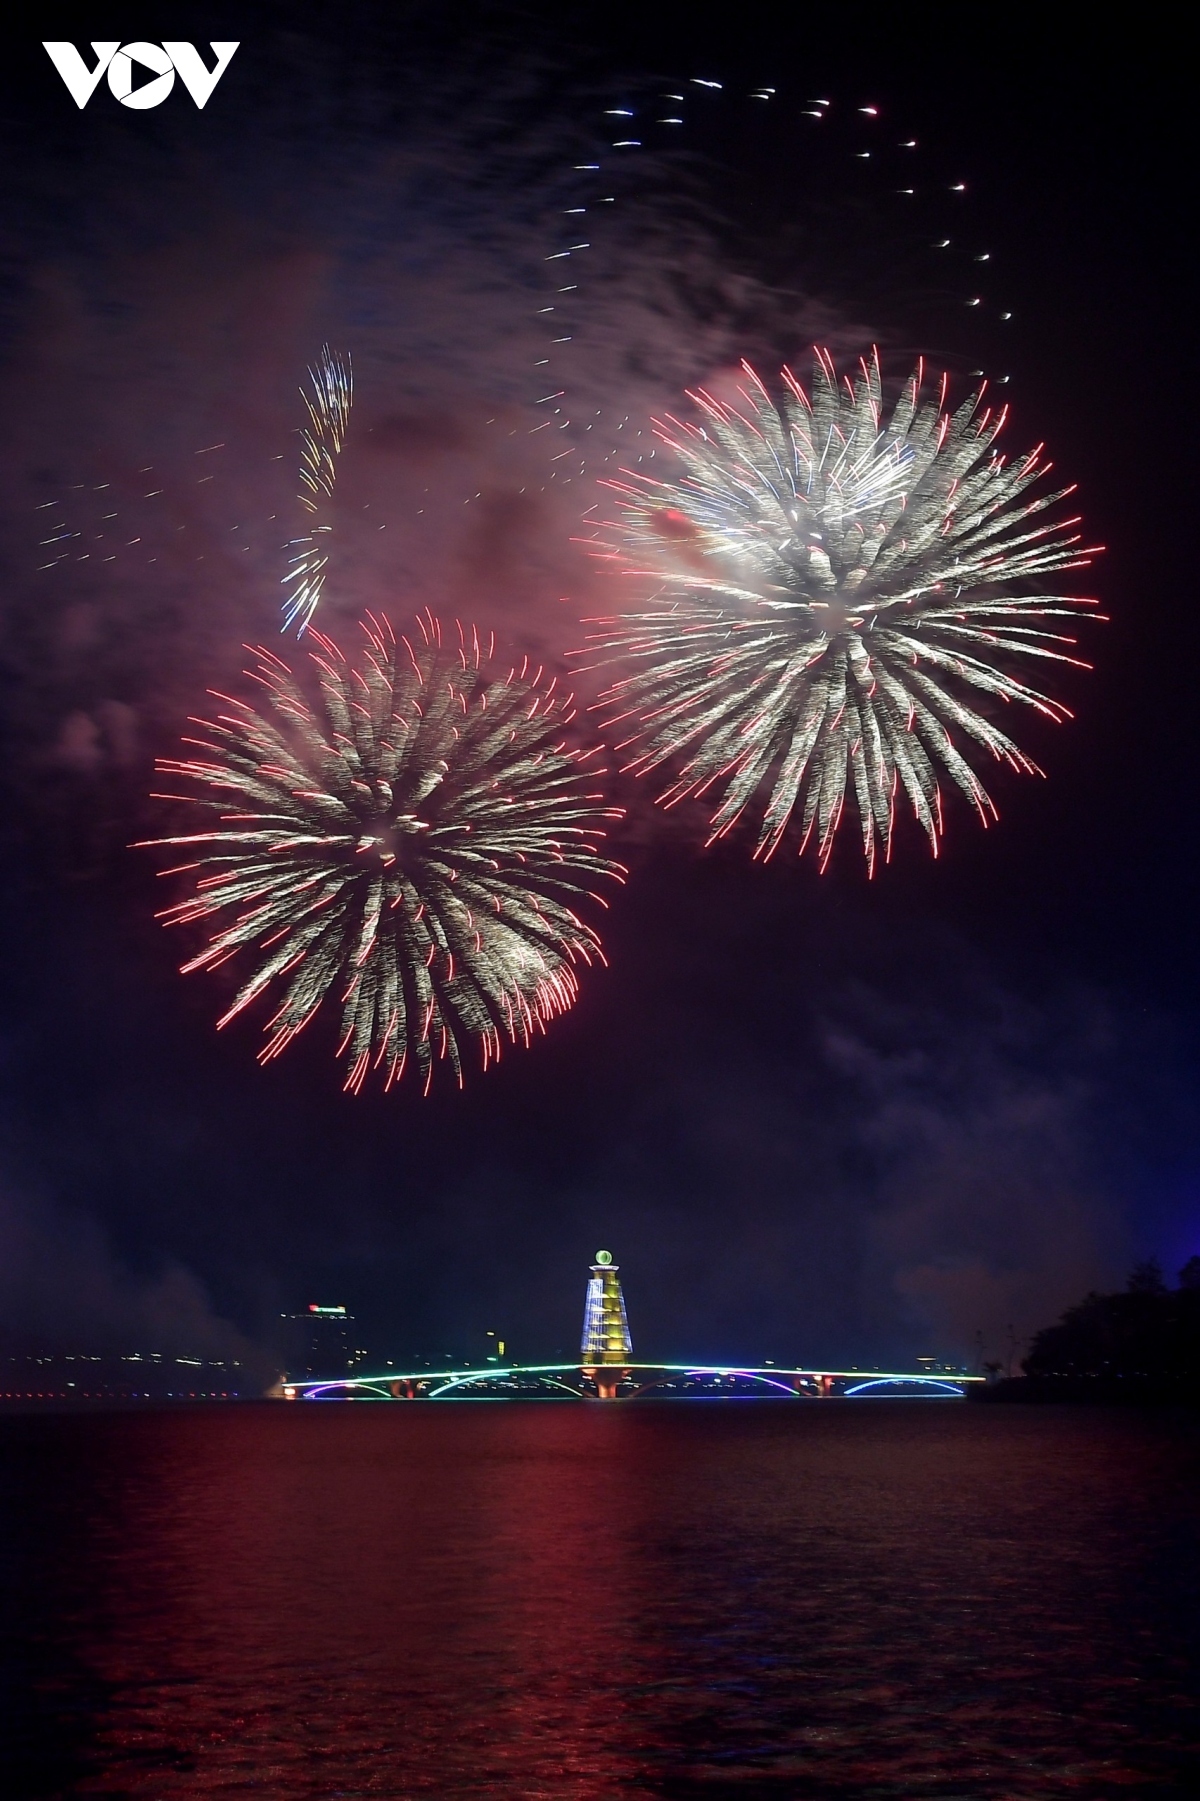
981,1259,1200,1400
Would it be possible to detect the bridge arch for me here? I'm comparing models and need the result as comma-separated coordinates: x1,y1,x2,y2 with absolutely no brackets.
843,1376,965,1398
624,1368,803,1401
426,1371,583,1400
304,1380,394,1401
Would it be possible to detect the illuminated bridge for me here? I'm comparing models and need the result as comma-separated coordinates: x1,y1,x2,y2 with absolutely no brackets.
281,1364,981,1403
281,1252,981,1401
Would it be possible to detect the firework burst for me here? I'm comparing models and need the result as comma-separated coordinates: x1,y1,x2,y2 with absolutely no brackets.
141,614,623,1093
281,346,353,635
586,350,1100,871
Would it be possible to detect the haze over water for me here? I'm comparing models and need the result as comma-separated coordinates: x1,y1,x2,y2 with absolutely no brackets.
2,1403,1197,1797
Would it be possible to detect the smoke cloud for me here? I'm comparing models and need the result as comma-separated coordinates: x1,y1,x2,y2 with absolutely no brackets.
0,1182,265,1371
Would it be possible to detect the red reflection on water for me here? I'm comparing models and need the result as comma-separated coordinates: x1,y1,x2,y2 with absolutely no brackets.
77,1407,657,1796
5,1402,1197,1797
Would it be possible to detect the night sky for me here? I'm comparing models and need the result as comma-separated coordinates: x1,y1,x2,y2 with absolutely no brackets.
1,6,1194,1378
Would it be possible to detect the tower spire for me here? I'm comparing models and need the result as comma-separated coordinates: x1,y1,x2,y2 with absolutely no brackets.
581,1250,632,1366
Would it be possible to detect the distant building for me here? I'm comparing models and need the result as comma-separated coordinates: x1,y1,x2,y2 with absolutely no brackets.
281,1305,365,1380
581,1251,632,1365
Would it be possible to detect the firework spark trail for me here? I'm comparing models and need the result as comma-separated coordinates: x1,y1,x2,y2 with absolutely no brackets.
281,346,353,635
584,351,1101,872
140,613,623,1093
526,80,1015,491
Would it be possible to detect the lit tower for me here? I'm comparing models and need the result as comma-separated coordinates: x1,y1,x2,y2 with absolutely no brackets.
580,1250,632,1399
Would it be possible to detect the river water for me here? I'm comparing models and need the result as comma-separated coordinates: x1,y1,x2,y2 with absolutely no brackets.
1,1402,1197,1797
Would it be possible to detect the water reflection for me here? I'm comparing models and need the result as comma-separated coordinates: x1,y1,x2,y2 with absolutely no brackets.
1,1403,1197,1796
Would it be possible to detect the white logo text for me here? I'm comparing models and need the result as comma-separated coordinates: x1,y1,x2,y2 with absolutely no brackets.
43,41,239,110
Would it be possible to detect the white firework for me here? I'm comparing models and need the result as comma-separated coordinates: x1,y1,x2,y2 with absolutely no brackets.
587,350,1100,870
141,613,623,1094
281,345,353,634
